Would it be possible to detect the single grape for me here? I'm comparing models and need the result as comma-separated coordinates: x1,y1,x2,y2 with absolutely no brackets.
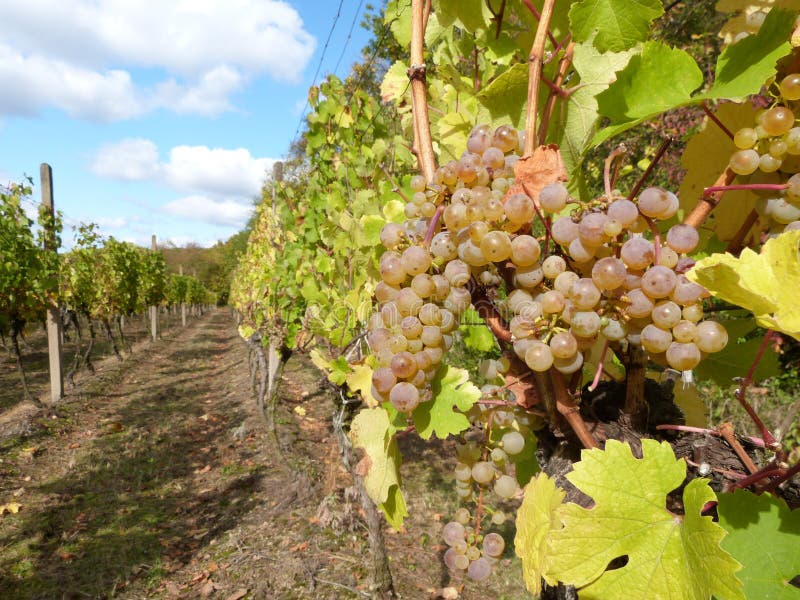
505,193,536,224
762,106,795,137
410,174,426,192
780,73,800,101
443,520,467,546
729,149,760,176
491,511,507,525
759,154,782,173
492,124,519,152
467,124,493,154
472,461,496,484
541,290,566,314
553,351,584,374
666,342,702,371
637,187,672,218
510,234,541,266
568,238,596,263
501,431,525,455
578,212,609,248
514,266,545,290
620,237,654,270
696,320,728,353
641,324,673,354
551,216,579,245
601,319,627,341
570,311,601,337
539,182,569,213
490,446,508,465
607,198,639,227
550,331,578,359
554,271,580,295
682,303,704,322
467,557,493,581
624,288,655,319
444,548,460,570
592,256,627,290
570,278,602,310
733,127,758,149
665,224,700,254
454,507,471,525
401,245,431,276
430,231,458,261
389,382,420,412
494,475,518,499
482,532,506,557
454,553,470,570
454,462,472,482
640,265,677,299
372,367,397,394
672,319,698,343
522,342,552,372
651,300,682,329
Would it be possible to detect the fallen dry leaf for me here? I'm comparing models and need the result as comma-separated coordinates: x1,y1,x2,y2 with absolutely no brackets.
225,589,248,600
0,502,22,515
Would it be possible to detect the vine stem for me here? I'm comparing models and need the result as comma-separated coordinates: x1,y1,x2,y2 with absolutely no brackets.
522,181,554,239
603,147,626,198
550,370,598,449
726,208,759,255
409,0,436,182
643,215,662,264
655,424,766,448
380,164,411,203
627,137,673,200
718,422,759,475
523,0,557,157
587,340,609,392
422,205,444,247
538,40,574,145
683,167,736,228
520,0,558,48
734,330,780,450
703,182,789,198
702,101,734,139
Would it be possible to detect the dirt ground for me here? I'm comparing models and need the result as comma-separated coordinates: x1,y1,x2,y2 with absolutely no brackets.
0,309,530,599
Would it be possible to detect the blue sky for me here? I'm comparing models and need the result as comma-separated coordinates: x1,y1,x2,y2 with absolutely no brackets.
0,0,374,249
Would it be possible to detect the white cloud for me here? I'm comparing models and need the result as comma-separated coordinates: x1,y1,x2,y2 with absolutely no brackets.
91,139,160,180
91,139,274,198
0,0,316,120
163,195,254,227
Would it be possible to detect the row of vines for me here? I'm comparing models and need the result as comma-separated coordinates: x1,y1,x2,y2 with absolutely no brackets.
1,181,215,404
231,1,799,598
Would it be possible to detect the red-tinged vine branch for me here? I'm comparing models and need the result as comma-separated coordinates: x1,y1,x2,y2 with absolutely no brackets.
703,182,789,198
523,0,557,157
655,424,766,448
409,0,436,182
734,330,780,451
603,146,626,198
551,370,598,449
520,0,558,48
539,41,575,144
702,101,734,139
627,137,673,200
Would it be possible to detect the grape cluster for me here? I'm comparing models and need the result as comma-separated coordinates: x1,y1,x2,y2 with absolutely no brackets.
727,73,800,231
369,124,525,413
442,507,506,581
523,185,730,373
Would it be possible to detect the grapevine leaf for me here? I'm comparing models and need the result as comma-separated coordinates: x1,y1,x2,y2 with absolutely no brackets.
546,439,744,600
413,366,481,440
437,112,473,162
515,472,566,596
593,42,703,146
687,231,800,340
672,380,708,428
386,0,411,48
380,60,410,104
553,42,635,194
346,364,380,408
476,63,530,130
350,407,407,528
382,199,406,223
569,0,663,52
434,0,491,33
701,8,797,101
678,102,764,242
718,489,800,599
360,215,386,247
459,309,497,352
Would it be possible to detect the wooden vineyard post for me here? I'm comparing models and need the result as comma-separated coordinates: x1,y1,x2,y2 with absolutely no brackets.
179,265,187,327
150,234,158,342
41,163,63,403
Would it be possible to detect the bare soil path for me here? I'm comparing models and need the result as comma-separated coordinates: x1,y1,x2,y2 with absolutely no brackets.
0,309,528,600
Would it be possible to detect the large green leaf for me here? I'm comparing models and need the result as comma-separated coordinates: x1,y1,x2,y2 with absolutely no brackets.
718,489,800,600
547,440,744,599
700,8,796,101
476,63,530,130
593,42,703,145
569,0,663,52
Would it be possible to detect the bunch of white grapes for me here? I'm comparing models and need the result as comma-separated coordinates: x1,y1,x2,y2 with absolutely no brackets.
442,507,507,581
728,73,800,232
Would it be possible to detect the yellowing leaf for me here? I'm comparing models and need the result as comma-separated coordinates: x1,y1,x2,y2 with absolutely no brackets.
679,102,767,242
349,408,407,528
345,363,379,408
412,366,481,439
0,502,21,515
688,230,800,340
546,439,744,600
380,60,409,104
515,472,566,595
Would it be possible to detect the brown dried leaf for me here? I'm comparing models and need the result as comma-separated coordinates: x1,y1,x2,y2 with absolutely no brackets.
225,590,248,600
507,144,568,206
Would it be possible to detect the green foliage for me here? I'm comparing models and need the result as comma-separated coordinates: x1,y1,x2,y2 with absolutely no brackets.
411,366,481,440
718,490,800,599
